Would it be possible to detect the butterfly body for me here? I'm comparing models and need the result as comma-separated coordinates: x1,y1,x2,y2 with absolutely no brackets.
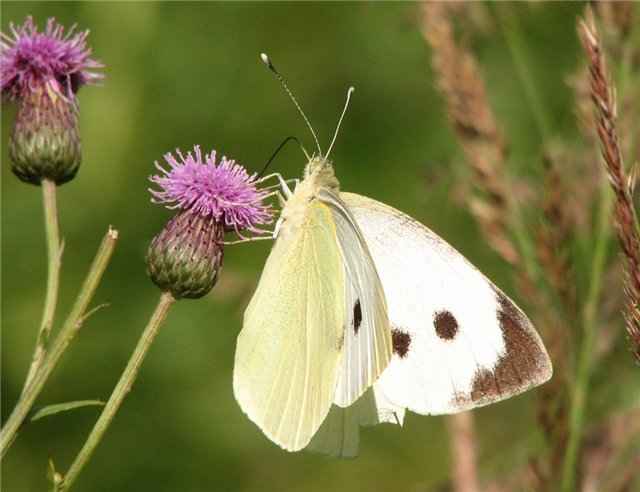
276,157,339,238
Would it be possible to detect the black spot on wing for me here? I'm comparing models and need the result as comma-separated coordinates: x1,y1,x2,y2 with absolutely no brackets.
434,310,458,340
353,299,362,334
392,329,411,358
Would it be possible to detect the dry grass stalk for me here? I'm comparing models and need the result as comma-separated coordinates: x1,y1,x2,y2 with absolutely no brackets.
533,312,569,486
420,2,519,267
593,259,626,361
579,10,640,362
595,1,635,49
534,154,574,458
537,152,577,314
446,412,480,492
484,459,540,492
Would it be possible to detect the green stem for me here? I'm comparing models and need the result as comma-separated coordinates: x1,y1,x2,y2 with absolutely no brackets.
561,186,614,492
496,5,554,142
0,228,119,459
22,179,62,394
61,291,175,491
494,4,551,294
509,195,544,288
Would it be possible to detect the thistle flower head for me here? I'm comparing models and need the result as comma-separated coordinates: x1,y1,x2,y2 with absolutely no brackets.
149,146,273,233
1,16,103,102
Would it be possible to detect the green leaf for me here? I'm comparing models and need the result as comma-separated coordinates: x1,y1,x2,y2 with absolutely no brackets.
31,400,105,422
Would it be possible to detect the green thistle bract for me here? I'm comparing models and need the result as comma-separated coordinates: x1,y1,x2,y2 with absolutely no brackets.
146,209,224,300
9,89,81,185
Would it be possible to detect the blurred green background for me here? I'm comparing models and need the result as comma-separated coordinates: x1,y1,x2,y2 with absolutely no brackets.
2,2,630,491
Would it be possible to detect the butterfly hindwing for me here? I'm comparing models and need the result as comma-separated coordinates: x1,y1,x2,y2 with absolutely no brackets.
306,386,404,458
319,189,392,408
341,192,553,415
234,200,346,451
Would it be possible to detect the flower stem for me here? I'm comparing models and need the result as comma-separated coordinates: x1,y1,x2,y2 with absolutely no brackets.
0,227,118,459
60,291,176,491
561,185,614,492
495,4,554,142
22,178,62,394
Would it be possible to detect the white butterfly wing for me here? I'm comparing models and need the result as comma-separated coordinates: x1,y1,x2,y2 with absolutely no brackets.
319,189,392,408
306,386,405,458
234,200,346,451
341,192,552,415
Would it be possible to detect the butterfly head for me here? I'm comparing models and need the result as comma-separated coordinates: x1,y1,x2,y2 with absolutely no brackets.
304,155,339,191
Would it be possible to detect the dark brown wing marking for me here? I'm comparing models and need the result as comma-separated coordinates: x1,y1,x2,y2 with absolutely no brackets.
434,310,458,340
352,299,362,334
392,328,411,358
464,289,551,405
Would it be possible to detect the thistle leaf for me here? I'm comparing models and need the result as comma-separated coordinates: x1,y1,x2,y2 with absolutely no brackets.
31,400,104,422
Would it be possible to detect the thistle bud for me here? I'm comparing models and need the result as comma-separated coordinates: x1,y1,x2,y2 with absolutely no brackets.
1,17,103,185
9,90,81,184
147,210,224,299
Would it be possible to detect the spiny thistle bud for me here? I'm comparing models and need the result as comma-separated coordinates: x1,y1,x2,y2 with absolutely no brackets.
9,88,81,184
147,210,225,299
1,17,103,185
146,145,273,299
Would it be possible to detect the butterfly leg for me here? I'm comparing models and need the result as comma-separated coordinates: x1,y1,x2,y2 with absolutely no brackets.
222,217,279,246
260,179,298,191
222,236,275,246
256,173,297,198
222,175,295,246
222,223,277,245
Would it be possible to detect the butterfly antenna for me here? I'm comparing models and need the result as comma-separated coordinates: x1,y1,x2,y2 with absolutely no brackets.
258,136,309,177
326,86,355,158
260,53,322,156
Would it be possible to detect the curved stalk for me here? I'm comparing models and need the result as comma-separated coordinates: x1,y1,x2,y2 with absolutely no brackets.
22,178,62,393
61,291,175,491
561,187,613,492
0,228,118,458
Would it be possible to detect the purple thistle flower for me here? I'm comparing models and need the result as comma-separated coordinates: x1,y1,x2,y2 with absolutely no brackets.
1,16,103,102
2,17,103,185
149,146,273,235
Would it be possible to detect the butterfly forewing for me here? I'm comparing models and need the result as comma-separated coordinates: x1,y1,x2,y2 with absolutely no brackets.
234,200,346,451
318,189,393,408
341,192,552,415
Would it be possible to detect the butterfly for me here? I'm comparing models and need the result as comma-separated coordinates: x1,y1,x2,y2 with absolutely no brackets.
233,54,552,455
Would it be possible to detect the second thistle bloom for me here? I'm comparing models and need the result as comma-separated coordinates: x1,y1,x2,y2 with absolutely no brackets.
1,17,103,184
149,146,273,234
147,146,273,299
